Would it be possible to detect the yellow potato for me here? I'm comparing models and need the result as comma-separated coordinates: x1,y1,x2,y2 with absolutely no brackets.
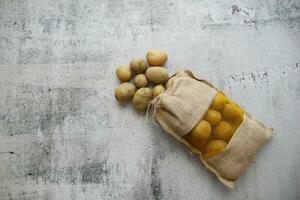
152,84,165,97
204,109,222,125
130,58,148,74
222,103,241,119
134,74,148,88
187,139,206,150
116,64,132,82
227,117,243,131
146,49,168,66
213,121,234,141
188,120,211,142
146,67,169,84
132,87,153,111
114,82,136,102
211,92,226,110
203,140,227,159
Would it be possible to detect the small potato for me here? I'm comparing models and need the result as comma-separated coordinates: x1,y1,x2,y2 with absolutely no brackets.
132,87,153,111
222,103,241,119
116,64,132,82
130,58,148,74
146,67,169,84
203,140,227,159
189,120,211,142
153,84,165,97
204,109,222,125
115,82,136,102
213,121,234,141
134,74,148,88
187,139,206,150
146,49,168,66
211,92,226,110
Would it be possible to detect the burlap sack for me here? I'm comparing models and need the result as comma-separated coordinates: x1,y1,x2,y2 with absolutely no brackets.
151,69,273,188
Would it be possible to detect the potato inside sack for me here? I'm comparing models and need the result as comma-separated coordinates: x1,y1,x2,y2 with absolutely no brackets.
146,67,169,84
132,87,153,111
211,92,226,110
184,94,243,153
114,82,136,102
222,103,241,119
116,64,132,82
204,109,222,125
146,49,168,66
213,121,234,141
130,58,148,74
202,140,227,159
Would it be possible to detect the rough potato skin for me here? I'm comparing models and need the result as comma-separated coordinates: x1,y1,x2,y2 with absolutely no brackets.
116,64,132,82
146,67,169,84
114,82,136,102
132,87,153,111
146,49,168,66
130,58,148,74
152,84,165,97
134,74,148,88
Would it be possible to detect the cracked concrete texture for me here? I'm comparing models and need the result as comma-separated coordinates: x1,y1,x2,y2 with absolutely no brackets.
0,0,299,199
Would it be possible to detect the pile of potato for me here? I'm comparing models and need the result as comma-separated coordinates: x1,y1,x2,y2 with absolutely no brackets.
185,92,244,159
114,49,169,111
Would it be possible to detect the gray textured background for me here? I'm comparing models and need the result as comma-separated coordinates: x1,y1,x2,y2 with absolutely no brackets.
0,0,300,200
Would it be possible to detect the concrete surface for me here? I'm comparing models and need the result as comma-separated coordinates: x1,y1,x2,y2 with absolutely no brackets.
0,0,300,199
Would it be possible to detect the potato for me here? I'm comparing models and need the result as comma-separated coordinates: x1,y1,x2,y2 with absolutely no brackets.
134,74,148,88
222,103,241,119
153,84,165,97
132,87,153,111
146,49,168,66
130,58,148,74
116,64,132,82
115,82,136,102
213,121,234,141
146,67,169,84
204,109,222,125
189,120,211,142
211,92,226,110
203,140,227,159
187,139,206,150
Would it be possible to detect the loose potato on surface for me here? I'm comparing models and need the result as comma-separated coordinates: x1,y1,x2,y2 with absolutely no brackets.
146,49,168,66
134,74,148,88
152,84,165,97
132,87,153,111
146,67,169,84
203,140,227,159
130,58,148,74
115,82,136,102
213,121,234,141
116,64,132,82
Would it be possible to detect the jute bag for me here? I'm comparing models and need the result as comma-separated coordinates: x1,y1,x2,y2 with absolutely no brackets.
151,69,273,188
